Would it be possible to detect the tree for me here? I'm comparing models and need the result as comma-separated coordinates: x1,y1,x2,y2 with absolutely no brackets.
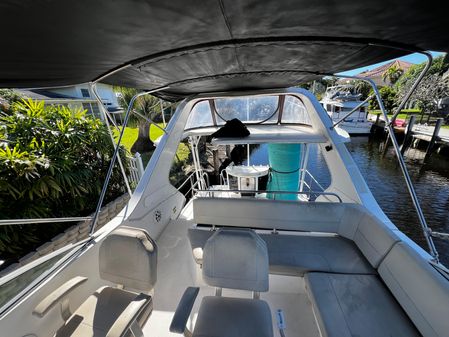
382,65,404,85
351,80,372,100
396,55,449,114
395,55,449,95
399,74,449,116
369,86,398,112
0,99,127,258
115,87,162,154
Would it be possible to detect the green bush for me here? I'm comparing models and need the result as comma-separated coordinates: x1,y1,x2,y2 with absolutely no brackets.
369,87,398,113
0,99,127,258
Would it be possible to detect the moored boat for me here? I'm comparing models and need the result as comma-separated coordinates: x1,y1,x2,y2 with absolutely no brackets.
321,85,372,135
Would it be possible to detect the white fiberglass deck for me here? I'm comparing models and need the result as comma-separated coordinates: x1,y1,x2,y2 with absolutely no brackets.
143,204,321,337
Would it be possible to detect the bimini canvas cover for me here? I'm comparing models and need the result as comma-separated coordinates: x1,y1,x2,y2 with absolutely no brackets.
0,0,448,101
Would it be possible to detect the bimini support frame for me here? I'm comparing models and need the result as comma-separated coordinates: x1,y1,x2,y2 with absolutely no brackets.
87,85,169,235
330,52,439,262
381,51,434,156
89,82,132,196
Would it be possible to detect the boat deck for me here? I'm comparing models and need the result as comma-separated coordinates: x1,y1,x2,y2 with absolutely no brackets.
143,205,321,337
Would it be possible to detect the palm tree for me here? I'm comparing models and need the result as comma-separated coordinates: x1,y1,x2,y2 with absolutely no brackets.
382,65,404,85
115,87,162,154
352,80,371,99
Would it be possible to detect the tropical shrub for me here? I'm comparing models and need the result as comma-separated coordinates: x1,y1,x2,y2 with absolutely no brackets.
0,89,22,113
0,99,127,258
369,86,398,113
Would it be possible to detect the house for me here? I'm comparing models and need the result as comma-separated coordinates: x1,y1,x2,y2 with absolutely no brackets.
16,83,123,122
355,60,413,87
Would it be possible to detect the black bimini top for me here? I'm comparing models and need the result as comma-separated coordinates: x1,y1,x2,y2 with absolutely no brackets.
1,1,448,101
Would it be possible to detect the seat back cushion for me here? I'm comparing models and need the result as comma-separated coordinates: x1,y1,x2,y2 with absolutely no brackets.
348,211,400,268
379,242,449,337
99,226,157,292
202,228,269,292
193,197,346,232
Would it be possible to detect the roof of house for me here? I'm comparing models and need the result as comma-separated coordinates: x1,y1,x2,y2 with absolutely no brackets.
357,60,413,79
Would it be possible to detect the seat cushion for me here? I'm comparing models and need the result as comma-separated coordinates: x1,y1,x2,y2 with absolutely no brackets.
379,242,449,337
193,296,273,337
263,234,374,275
305,273,420,337
189,228,375,275
55,286,152,337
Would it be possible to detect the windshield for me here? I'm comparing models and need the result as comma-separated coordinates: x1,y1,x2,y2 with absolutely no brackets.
215,96,279,124
185,94,310,130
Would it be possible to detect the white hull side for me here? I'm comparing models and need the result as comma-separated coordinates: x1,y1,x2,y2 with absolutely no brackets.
338,123,372,135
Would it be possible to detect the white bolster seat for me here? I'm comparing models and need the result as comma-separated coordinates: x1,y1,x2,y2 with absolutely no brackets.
55,227,157,337
172,228,273,337
202,228,269,291
194,229,273,337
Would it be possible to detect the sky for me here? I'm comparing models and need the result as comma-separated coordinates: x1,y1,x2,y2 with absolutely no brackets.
338,51,444,77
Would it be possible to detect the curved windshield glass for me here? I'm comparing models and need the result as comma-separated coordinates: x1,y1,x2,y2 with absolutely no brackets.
185,95,311,130
185,100,214,129
215,96,279,124
282,95,311,125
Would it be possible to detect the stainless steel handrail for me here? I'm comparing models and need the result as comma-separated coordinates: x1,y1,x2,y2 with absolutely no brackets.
194,188,342,203
88,86,169,235
89,82,132,196
176,171,210,197
0,217,93,226
331,53,440,262
176,171,197,191
300,169,326,192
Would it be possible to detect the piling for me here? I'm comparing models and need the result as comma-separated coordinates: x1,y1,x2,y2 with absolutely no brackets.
400,115,416,155
423,118,443,162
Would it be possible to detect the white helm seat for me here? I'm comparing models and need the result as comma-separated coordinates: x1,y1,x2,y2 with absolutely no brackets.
170,228,273,337
53,227,157,337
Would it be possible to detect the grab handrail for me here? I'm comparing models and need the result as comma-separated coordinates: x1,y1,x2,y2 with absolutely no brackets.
330,50,440,262
193,188,342,203
176,171,210,198
0,217,93,226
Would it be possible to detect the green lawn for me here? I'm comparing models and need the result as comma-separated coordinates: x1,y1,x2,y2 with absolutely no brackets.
113,125,190,162
370,109,421,121
370,109,449,129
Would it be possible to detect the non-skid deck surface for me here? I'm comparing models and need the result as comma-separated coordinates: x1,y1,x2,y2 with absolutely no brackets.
143,217,320,337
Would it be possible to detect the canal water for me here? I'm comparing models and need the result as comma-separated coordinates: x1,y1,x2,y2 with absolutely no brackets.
247,138,449,266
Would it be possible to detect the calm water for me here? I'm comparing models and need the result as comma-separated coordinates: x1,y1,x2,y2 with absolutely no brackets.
247,139,449,266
